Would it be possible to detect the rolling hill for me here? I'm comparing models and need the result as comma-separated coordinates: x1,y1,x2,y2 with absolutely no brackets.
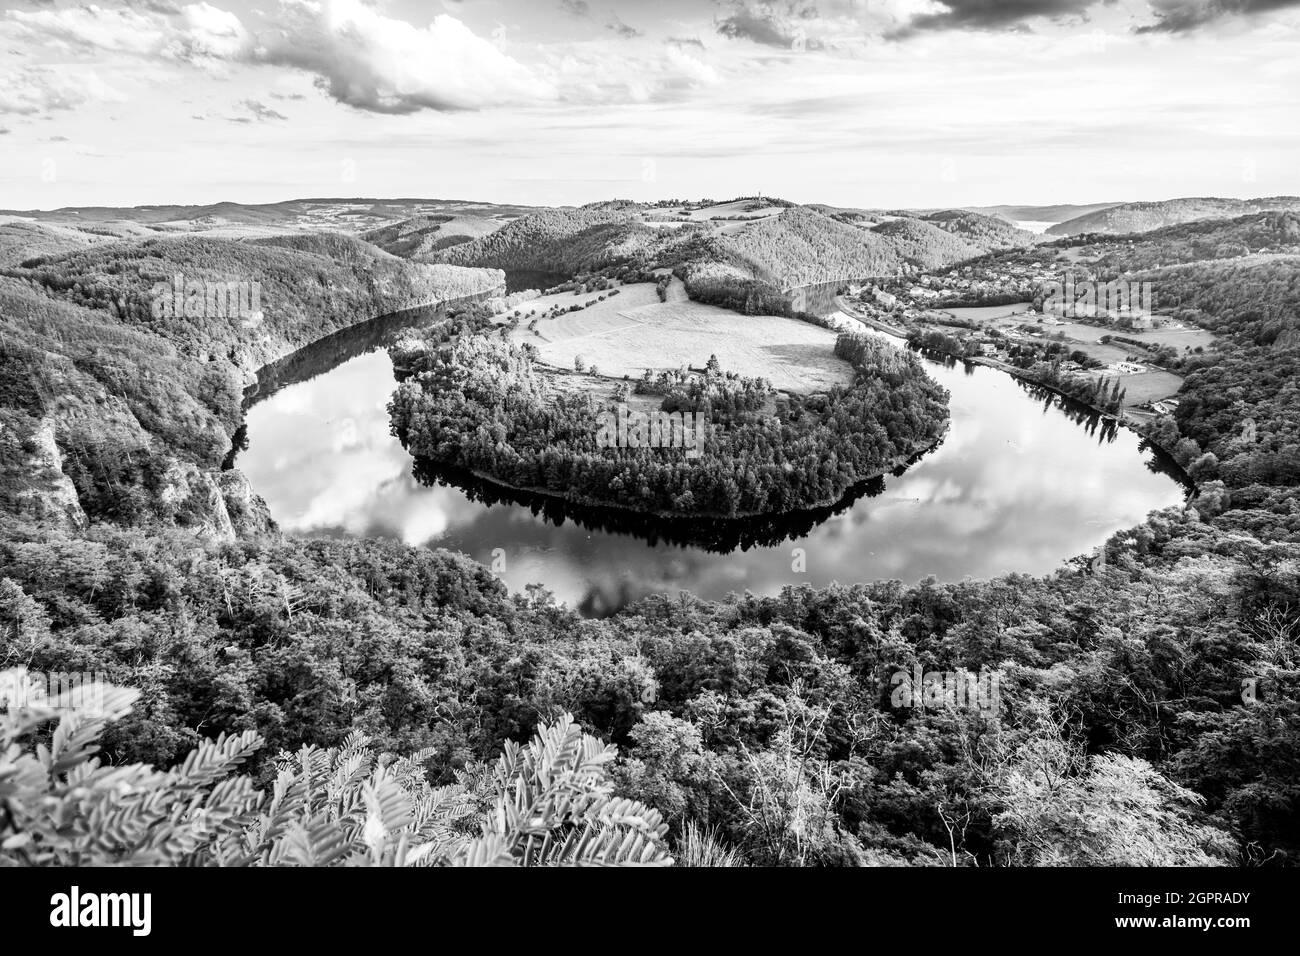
431,202,1031,293
4,231,503,374
869,218,985,269
1047,196,1300,236
432,205,665,273
0,198,540,236
918,209,1037,249
713,206,906,287
360,214,503,259
969,201,1123,225
0,219,117,266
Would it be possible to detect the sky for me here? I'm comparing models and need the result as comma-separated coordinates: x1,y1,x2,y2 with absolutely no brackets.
0,0,1297,210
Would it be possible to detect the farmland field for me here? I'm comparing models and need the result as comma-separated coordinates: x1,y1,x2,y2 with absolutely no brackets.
506,277,853,394
1086,367,1183,405
944,302,1034,322
1099,322,1218,352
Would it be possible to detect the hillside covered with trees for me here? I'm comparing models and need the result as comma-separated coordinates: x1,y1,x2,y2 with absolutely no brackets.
361,214,504,260
918,209,1038,249
429,202,1042,305
1047,196,1300,236
0,230,502,537
0,208,1297,868
434,206,664,274
4,231,502,373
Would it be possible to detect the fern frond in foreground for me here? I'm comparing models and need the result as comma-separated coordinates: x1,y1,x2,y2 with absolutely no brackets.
0,669,672,867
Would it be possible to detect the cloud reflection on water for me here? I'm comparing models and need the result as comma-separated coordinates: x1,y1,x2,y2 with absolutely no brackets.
239,344,1187,613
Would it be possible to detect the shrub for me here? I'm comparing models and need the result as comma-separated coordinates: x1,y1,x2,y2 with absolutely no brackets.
0,669,672,867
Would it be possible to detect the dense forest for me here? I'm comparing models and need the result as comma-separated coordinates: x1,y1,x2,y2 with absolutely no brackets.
969,212,1300,281
711,206,906,286
2,483,1295,864
675,259,797,317
1083,212,1300,272
0,231,501,535
917,209,1038,249
426,202,1040,308
0,213,1297,867
868,217,985,268
434,206,668,274
388,318,949,517
4,233,500,372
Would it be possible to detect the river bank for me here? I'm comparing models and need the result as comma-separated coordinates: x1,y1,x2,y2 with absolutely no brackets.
237,306,1190,609
400,425,950,524
240,284,505,404
829,299,1196,491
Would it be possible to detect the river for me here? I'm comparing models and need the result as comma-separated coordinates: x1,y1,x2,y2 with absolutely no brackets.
232,298,1188,615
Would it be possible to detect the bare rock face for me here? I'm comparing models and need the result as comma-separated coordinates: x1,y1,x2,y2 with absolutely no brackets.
218,469,277,540
196,471,238,543
155,461,277,543
1,383,272,543
156,460,226,541
8,417,88,532
157,460,244,542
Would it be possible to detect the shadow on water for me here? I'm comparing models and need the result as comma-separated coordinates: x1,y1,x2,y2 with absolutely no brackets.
910,343,1192,491
222,291,499,470
1011,377,1192,489
504,270,570,294
242,292,498,411
409,439,943,554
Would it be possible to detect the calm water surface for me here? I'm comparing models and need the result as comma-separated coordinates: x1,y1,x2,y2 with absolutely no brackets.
234,305,1188,614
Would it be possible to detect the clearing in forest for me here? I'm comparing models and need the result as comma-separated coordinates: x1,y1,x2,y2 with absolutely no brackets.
505,277,854,395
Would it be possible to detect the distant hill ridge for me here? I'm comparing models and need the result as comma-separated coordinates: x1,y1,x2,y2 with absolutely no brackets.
967,201,1124,224
0,198,543,235
1047,196,1300,236
428,202,1035,289
360,214,502,260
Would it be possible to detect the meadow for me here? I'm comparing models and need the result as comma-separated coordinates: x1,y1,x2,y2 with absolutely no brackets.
507,277,853,394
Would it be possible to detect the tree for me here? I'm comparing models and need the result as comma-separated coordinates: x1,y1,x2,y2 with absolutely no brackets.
989,706,1235,866
0,670,672,867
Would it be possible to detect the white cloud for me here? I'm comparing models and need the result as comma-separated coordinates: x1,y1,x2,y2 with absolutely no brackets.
7,5,167,57
248,0,550,112
0,68,124,116
172,2,250,60
5,2,246,63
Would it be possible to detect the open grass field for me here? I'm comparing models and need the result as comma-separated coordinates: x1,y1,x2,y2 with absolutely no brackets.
681,199,784,221
507,277,853,395
945,303,1034,323
897,300,1190,410
1011,317,1216,353
1100,322,1217,352
972,313,1213,407
1085,366,1183,405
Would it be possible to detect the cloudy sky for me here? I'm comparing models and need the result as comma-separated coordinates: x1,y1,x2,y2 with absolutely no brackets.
1,0,1297,209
